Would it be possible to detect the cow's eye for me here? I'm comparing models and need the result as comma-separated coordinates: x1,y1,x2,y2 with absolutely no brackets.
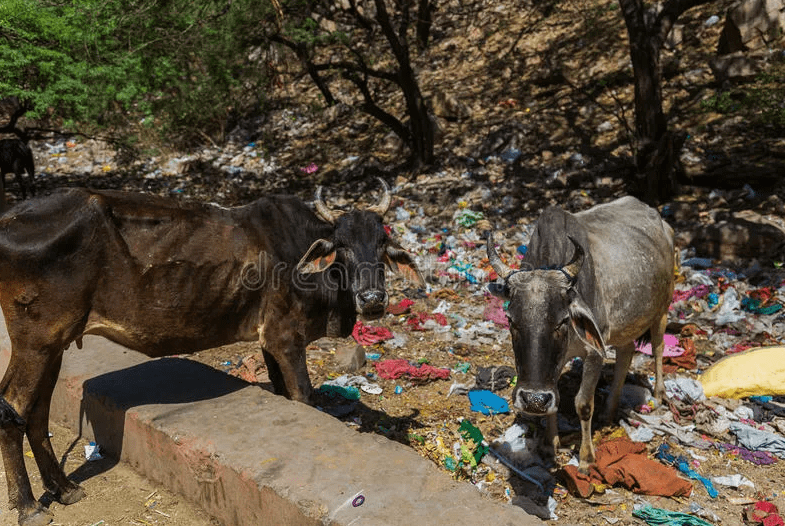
554,317,569,333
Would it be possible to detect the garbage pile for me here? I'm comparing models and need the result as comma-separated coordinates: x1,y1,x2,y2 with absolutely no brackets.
297,195,785,525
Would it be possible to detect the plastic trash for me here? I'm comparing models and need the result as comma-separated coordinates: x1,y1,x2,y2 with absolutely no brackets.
84,442,103,461
664,377,705,404
655,443,718,498
352,321,393,346
714,287,745,325
743,501,784,525
318,384,361,401
711,473,755,488
467,390,510,415
730,422,785,458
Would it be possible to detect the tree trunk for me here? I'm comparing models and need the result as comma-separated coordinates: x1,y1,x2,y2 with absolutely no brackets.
374,0,435,166
628,31,673,202
619,0,715,203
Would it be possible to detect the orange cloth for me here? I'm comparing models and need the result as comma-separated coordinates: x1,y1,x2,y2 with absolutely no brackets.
560,437,693,498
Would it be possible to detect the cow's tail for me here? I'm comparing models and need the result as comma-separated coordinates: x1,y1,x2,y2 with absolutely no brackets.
0,396,25,429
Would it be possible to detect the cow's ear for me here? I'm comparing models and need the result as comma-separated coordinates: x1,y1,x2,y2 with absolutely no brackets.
568,298,606,358
384,244,425,286
487,283,509,299
297,239,337,274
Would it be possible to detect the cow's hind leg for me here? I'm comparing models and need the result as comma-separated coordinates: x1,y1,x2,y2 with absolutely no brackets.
0,352,61,525
650,312,667,402
27,354,86,505
13,168,27,200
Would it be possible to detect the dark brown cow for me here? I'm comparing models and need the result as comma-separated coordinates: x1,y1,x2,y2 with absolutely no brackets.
0,179,422,526
0,138,36,211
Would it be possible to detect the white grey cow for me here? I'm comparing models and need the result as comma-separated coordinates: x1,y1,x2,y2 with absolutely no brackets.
487,196,675,472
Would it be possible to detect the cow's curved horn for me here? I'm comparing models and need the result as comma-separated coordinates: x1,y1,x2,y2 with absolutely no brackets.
313,186,337,224
486,231,514,280
561,237,584,282
366,177,392,216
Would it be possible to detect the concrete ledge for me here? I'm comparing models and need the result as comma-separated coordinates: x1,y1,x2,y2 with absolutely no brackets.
1,324,540,525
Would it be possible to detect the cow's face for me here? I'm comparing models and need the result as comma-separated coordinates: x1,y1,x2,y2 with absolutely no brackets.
297,180,423,319
487,235,605,416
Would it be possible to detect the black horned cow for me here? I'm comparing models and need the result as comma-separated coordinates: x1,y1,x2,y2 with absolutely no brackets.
486,196,675,472
0,138,36,209
0,179,422,526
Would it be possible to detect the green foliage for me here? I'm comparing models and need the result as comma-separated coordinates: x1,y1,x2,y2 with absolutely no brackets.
1,0,277,143
701,66,785,131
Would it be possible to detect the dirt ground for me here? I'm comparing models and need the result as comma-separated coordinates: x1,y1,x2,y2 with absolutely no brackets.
0,422,219,526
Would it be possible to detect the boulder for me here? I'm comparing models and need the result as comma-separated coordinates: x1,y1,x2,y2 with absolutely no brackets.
718,0,785,54
709,51,765,82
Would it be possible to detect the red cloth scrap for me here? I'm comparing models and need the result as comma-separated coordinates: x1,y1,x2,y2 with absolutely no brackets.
662,338,697,372
560,437,693,499
352,321,394,346
406,312,448,331
375,359,450,381
744,501,785,526
387,298,415,315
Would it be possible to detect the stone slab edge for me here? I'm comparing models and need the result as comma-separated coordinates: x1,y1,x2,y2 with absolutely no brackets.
0,325,540,526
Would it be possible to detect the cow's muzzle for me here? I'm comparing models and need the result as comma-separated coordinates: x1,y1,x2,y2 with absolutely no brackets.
514,388,557,415
356,289,388,319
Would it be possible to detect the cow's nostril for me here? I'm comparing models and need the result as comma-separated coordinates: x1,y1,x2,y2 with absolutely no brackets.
358,290,386,306
518,391,553,413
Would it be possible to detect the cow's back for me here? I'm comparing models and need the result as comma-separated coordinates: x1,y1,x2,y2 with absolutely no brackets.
577,196,674,344
527,196,673,345
0,188,99,265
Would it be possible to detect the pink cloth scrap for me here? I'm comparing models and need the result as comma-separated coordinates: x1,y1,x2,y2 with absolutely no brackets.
636,333,685,357
352,321,394,346
375,359,450,381
672,285,710,303
483,296,509,328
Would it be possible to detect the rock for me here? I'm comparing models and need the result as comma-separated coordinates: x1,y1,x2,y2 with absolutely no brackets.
718,0,785,54
709,51,763,82
334,343,367,372
665,23,684,49
674,216,785,263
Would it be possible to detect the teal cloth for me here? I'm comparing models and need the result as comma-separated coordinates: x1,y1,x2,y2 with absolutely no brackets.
633,504,714,526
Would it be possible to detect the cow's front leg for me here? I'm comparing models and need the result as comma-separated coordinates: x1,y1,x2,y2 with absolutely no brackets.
258,293,315,404
259,331,313,404
260,340,313,404
576,350,604,473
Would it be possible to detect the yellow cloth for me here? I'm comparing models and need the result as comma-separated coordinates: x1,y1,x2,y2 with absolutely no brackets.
701,346,785,398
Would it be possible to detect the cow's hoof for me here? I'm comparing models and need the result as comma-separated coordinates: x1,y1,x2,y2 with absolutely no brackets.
18,504,53,526
57,484,86,505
